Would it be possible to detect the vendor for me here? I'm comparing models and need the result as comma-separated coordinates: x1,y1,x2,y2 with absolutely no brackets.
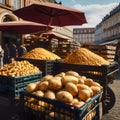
0,45,4,67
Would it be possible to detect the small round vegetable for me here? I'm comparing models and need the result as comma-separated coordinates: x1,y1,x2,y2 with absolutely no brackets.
65,82,78,96
37,81,49,91
26,83,37,92
65,71,79,77
77,84,93,97
61,75,78,85
44,90,56,100
72,101,85,108
90,86,101,95
56,91,73,103
41,75,53,81
55,72,65,77
48,76,62,90
84,78,93,87
78,89,91,101
33,90,44,97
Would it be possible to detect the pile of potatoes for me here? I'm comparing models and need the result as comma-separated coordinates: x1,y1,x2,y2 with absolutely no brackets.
26,71,102,108
63,48,110,66
0,60,40,77
22,47,61,60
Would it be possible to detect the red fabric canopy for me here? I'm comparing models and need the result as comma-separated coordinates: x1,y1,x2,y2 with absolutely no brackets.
0,21,53,34
13,2,87,27
41,32,71,40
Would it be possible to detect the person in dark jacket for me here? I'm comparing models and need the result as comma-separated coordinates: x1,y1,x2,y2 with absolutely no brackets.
0,45,4,67
17,43,27,57
8,41,17,62
3,43,9,64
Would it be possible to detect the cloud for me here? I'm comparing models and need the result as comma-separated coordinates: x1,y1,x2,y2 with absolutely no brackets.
72,0,76,3
73,3,119,28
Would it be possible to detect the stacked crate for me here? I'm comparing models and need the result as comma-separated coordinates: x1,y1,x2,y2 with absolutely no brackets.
84,45,116,62
56,40,80,58
38,38,58,53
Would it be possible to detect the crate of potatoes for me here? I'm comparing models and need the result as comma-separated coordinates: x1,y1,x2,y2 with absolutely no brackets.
16,47,61,76
0,60,42,97
20,71,103,120
55,48,118,86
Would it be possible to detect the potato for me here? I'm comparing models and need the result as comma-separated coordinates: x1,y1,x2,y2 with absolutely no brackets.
84,78,93,87
48,76,62,90
44,90,56,100
55,72,65,77
27,90,44,103
41,75,53,82
33,90,44,97
65,82,78,97
54,112,72,120
48,112,54,118
91,81,101,87
71,98,79,105
77,76,85,84
72,101,85,108
56,91,73,103
65,71,79,77
37,81,49,91
26,83,37,92
90,86,101,95
81,76,87,80
78,89,91,101
61,75,78,85
77,84,93,97
27,97,35,103
85,97,91,102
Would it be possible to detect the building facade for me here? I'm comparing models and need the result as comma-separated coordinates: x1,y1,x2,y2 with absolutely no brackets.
73,28,95,45
95,23,102,44
102,4,120,42
95,3,120,44
0,0,24,45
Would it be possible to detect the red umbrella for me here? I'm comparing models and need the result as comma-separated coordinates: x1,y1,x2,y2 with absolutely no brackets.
13,2,87,27
41,32,71,40
0,21,53,34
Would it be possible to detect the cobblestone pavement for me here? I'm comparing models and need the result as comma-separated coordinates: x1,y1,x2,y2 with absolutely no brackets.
102,79,120,120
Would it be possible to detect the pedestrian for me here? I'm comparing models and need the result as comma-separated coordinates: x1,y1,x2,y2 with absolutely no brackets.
8,41,17,62
17,43,27,57
3,43,9,64
0,45,4,67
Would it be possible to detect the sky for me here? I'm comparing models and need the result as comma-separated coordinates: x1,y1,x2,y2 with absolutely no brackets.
56,0,120,28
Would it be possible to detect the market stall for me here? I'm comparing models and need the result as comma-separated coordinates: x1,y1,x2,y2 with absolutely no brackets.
54,48,119,114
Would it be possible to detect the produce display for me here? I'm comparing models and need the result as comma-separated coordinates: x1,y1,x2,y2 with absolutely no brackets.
63,48,110,66
22,47,61,60
25,71,102,109
0,61,40,77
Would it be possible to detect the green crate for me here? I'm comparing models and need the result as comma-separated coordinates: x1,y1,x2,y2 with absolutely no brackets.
0,72,42,97
16,58,56,76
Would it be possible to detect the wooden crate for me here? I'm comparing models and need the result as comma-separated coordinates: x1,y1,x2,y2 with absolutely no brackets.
84,45,116,62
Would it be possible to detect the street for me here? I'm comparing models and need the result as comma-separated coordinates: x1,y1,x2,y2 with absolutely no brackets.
102,79,120,120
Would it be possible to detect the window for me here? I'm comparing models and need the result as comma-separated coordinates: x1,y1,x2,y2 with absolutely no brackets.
0,0,5,4
3,15,12,22
13,0,20,9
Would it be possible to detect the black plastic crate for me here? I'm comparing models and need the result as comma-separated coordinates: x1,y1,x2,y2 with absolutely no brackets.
16,58,56,76
0,72,42,97
20,91,102,120
54,61,119,86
